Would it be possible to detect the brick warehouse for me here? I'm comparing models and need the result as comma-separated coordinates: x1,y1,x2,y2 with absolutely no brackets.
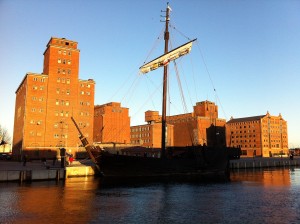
12,37,95,159
130,110,174,148
225,112,288,157
94,102,130,144
167,101,226,147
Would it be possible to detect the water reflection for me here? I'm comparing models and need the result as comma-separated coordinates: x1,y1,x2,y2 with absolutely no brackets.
0,169,300,224
231,168,292,187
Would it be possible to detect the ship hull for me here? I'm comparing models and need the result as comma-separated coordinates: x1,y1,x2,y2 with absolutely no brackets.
94,146,230,183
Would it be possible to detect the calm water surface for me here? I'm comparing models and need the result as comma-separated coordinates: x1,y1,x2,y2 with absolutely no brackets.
1,168,300,224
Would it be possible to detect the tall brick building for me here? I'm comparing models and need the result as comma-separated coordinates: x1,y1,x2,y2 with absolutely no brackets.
12,37,95,158
225,112,288,157
94,102,130,144
167,101,226,147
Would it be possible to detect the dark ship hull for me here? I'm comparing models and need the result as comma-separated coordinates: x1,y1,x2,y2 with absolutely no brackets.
92,146,231,183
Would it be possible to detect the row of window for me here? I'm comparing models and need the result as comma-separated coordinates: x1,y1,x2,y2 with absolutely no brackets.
56,100,70,106
33,77,46,82
231,144,257,148
55,110,69,117
131,139,151,144
32,86,44,90
32,97,44,102
58,59,71,65
58,50,72,55
58,68,71,75
56,40,74,47
131,133,151,138
57,77,71,84
231,130,256,134
131,127,151,132
56,88,70,95
231,139,256,143
231,135,256,138
229,121,260,126
79,101,91,106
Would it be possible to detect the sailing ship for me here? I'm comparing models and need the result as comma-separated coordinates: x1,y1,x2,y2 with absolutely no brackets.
71,3,235,182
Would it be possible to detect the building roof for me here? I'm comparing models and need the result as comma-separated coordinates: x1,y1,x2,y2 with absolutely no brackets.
227,115,265,124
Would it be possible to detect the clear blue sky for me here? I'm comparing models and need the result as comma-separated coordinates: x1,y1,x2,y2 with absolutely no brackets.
1,0,299,147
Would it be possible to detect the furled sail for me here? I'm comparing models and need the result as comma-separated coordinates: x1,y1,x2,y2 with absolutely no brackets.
139,39,197,74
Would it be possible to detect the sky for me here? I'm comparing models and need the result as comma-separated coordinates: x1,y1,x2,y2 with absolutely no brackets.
0,0,299,147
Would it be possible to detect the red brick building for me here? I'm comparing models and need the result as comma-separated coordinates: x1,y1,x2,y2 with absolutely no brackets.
129,101,225,148
226,112,288,157
167,101,226,147
130,110,174,148
94,102,130,144
12,37,95,159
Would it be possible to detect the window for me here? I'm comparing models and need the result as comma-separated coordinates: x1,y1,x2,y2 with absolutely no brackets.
66,79,70,84
66,89,70,95
62,69,65,74
58,50,61,54
67,69,71,75
86,91,90,95
33,77,38,81
68,51,71,56
87,84,90,88
56,88,60,94
41,78,46,82
67,60,71,65
56,100,59,105
55,111,59,116
62,59,66,64
81,91,84,95
33,86,38,90
63,50,66,55
57,78,60,83
58,59,61,63
54,134,59,138
40,86,44,90
66,101,69,106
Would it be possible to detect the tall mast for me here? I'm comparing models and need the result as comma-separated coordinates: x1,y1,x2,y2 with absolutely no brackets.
161,3,170,159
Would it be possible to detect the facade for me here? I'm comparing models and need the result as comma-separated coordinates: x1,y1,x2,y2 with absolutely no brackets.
226,112,288,157
130,111,174,148
130,101,225,148
94,102,130,144
167,101,226,147
12,37,95,159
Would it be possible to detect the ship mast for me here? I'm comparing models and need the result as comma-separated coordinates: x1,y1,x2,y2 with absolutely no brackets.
161,3,171,159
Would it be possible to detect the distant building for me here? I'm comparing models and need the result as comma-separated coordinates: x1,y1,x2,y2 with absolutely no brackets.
94,102,130,144
226,112,288,157
167,101,226,147
130,111,174,148
130,101,226,148
12,37,95,159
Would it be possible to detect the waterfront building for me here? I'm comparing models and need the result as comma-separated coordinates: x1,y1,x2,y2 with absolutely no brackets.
167,101,226,147
130,101,226,148
94,102,130,144
225,112,288,157
12,37,95,159
130,110,174,148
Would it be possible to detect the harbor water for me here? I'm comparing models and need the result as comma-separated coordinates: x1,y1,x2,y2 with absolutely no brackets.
1,168,300,224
